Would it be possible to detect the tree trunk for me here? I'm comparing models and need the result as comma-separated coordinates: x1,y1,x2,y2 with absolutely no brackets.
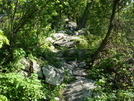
87,0,120,67
76,1,93,30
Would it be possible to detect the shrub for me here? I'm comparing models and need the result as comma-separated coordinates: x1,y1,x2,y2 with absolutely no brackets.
86,53,134,100
0,29,9,48
0,95,8,101
0,73,45,101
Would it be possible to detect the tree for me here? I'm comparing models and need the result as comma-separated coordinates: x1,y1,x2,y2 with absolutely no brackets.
76,0,93,30
0,0,55,65
87,0,131,67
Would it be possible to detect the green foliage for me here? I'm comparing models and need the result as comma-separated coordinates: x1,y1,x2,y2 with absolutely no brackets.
13,48,26,61
43,83,66,100
86,52,134,100
74,35,89,49
89,53,133,87
0,30,9,48
63,71,75,83
0,95,8,101
84,88,134,101
0,0,134,101
0,73,45,101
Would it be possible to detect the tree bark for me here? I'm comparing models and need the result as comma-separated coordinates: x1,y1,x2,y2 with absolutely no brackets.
76,1,93,30
87,0,120,67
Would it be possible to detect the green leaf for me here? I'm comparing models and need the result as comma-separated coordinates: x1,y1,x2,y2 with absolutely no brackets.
0,30,10,48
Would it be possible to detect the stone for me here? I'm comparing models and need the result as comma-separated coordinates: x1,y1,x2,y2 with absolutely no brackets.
64,78,97,101
32,59,43,79
64,20,77,34
75,30,86,36
78,61,86,68
72,68,87,76
56,50,64,57
54,97,60,101
63,49,88,60
46,32,82,49
67,60,78,68
42,65,64,85
19,57,31,69
46,37,55,43
53,36,80,48
52,33,67,41
19,71,29,78
19,58,43,78
62,63,74,75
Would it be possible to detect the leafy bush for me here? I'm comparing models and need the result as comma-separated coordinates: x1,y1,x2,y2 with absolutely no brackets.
43,83,66,100
89,54,133,88
73,35,89,49
0,73,45,101
0,95,8,101
84,88,134,101
86,52,134,100
0,29,9,48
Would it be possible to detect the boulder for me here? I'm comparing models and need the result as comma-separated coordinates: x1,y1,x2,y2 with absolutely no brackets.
46,33,82,49
46,37,55,43
63,49,88,60
64,20,77,34
78,61,86,68
53,38,79,48
61,62,76,75
64,78,97,101
73,68,87,76
19,58,43,78
42,65,64,85
52,33,68,41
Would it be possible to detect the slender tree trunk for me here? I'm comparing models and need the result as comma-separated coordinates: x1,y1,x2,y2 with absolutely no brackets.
76,1,93,30
87,0,120,67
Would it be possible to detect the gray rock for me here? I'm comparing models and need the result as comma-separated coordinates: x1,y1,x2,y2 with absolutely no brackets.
32,59,43,79
75,30,86,36
53,37,80,48
19,58,31,69
62,63,73,75
64,78,97,101
73,68,87,76
78,61,86,68
19,58,43,78
46,37,55,43
56,50,64,57
19,71,29,78
52,33,68,41
64,20,77,34
63,49,88,60
42,65,64,85
51,33,81,48
67,60,78,68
